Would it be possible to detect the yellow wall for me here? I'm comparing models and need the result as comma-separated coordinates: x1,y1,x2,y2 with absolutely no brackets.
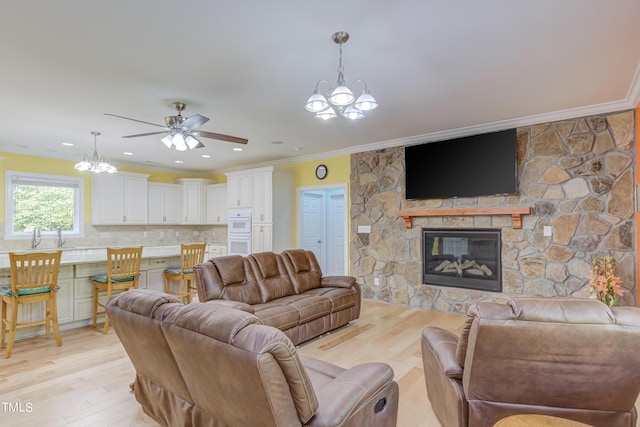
0,151,221,223
280,154,351,246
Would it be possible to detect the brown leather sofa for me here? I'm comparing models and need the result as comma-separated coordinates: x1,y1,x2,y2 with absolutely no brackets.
106,289,399,427
194,249,361,345
421,297,640,427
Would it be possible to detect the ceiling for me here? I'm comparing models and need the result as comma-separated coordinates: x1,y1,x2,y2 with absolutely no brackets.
1,1,639,174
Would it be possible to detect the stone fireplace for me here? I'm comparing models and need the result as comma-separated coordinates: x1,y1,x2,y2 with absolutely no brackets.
423,228,501,292
350,110,636,314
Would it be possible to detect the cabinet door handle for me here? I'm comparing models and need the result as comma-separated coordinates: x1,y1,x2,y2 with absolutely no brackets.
260,214,264,221
237,199,240,206
217,216,220,222
123,215,127,222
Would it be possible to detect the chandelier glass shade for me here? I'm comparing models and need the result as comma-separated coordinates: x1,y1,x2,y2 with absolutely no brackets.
74,131,117,173
305,31,378,120
161,131,202,151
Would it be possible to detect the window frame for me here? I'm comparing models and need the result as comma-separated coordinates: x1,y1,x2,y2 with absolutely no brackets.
5,170,84,239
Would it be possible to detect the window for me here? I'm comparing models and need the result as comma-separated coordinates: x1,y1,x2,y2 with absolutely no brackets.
6,171,84,238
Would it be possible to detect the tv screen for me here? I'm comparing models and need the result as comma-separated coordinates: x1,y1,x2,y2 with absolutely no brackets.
405,128,517,200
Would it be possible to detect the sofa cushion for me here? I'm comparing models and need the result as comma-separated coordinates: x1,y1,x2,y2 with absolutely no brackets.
510,296,615,324
248,252,295,303
252,303,300,330
303,287,357,312
195,256,263,305
281,249,322,294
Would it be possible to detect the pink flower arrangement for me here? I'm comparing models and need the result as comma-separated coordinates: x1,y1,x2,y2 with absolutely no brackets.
589,256,623,307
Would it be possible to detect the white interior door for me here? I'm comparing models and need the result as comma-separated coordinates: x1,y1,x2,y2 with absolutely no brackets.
298,185,347,275
326,192,345,275
301,191,325,269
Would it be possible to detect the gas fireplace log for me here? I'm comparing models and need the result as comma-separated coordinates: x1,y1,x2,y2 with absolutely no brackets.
434,259,494,277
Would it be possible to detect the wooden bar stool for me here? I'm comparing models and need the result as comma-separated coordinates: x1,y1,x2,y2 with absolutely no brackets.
164,243,206,303
91,246,142,334
1,250,63,358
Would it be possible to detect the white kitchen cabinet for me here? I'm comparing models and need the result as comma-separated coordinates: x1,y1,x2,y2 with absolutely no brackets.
91,172,149,225
148,183,181,224
206,184,227,224
252,171,272,223
225,172,252,208
226,166,293,253
175,178,215,224
252,223,273,253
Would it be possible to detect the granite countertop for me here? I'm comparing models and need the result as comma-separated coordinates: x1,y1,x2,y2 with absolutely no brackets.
0,243,226,269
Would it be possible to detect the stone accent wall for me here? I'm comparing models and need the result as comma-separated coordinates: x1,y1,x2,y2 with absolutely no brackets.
350,111,635,314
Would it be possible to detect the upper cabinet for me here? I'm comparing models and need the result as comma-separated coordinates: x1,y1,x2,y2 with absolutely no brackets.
226,173,252,208
174,178,215,224
91,173,149,225
148,183,181,225
206,184,227,224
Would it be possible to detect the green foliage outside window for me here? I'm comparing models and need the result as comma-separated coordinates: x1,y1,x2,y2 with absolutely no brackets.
13,184,75,233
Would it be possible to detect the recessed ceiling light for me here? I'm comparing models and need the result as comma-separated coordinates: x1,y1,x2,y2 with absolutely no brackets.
123,152,133,156
294,146,304,151
201,154,211,158
62,142,74,147
233,147,243,152
271,140,284,145
174,159,183,164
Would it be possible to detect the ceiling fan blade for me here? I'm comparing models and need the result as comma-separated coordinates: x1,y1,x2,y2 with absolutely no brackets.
105,113,166,128
122,131,169,138
196,130,248,144
180,114,209,130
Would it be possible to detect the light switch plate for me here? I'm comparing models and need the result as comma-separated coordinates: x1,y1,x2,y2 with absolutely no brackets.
543,226,552,237
357,225,372,234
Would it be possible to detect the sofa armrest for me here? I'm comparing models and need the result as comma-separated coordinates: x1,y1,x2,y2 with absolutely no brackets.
320,276,356,288
203,299,255,314
422,326,463,379
307,362,398,427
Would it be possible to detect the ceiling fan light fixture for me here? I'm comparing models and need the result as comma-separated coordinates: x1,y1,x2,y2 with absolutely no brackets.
74,131,117,174
173,132,187,151
305,32,378,120
161,134,173,148
185,135,200,150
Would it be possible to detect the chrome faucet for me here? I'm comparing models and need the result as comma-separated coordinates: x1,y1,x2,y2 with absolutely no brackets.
32,227,42,249
57,227,66,248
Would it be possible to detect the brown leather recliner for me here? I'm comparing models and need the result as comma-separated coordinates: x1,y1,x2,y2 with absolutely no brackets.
106,289,399,427
421,297,640,427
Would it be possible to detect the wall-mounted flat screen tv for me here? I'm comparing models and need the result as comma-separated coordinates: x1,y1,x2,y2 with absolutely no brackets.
405,128,517,200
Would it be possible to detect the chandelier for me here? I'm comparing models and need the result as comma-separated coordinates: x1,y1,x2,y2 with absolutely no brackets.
305,31,378,120
74,131,117,173
160,131,203,151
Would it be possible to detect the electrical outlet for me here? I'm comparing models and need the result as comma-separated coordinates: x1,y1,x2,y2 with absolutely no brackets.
374,277,380,286
143,232,148,238
193,231,198,236
175,231,180,237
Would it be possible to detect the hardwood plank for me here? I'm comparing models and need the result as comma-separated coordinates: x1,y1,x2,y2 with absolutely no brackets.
1,300,635,426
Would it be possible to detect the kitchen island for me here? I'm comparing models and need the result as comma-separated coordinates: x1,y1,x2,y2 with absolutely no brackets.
0,244,227,340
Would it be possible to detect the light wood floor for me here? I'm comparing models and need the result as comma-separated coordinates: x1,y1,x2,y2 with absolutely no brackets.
0,300,462,426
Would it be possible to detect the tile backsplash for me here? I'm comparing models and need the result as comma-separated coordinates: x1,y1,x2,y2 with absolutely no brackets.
0,223,228,251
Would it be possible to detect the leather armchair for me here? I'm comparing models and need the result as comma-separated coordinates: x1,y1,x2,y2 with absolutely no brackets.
421,297,640,427
107,289,398,427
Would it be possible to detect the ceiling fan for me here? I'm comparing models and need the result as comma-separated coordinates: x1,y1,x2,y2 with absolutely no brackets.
105,101,248,151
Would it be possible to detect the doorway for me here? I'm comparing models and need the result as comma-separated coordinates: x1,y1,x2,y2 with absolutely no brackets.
297,184,347,275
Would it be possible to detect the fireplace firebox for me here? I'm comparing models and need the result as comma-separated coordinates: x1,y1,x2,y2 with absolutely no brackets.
422,228,501,292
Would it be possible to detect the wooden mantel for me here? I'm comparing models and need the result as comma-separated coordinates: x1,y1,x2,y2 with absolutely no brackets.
396,207,531,229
